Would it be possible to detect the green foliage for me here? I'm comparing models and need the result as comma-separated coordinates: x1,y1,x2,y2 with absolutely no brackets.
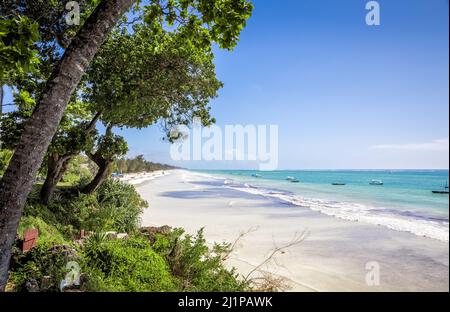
0,149,13,175
8,243,74,292
61,156,93,185
0,16,40,81
15,185,248,292
83,236,177,292
85,26,222,131
3,0,254,292
101,180,146,232
17,216,67,246
94,128,128,161
24,179,147,237
115,155,176,173
0,90,36,150
141,0,253,50
152,228,250,291
76,179,147,233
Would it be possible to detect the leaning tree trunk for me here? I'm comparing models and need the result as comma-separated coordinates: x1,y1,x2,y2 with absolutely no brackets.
0,0,135,291
82,159,112,194
40,154,71,205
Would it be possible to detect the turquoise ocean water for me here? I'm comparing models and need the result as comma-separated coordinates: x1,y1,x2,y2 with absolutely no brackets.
196,170,449,241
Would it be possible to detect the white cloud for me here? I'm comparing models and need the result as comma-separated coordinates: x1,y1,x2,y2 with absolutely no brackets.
369,139,449,151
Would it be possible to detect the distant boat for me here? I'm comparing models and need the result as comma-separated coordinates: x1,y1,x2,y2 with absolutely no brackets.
251,173,261,178
432,190,449,194
286,176,295,181
369,179,383,185
290,178,300,183
432,181,449,194
332,183,346,186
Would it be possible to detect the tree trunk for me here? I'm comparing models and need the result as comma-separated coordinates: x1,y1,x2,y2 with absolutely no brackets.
0,0,135,291
40,154,71,205
39,111,102,204
82,159,112,194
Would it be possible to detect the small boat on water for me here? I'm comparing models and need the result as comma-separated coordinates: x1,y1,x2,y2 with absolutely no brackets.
251,173,262,178
432,190,449,194
369,179,383,185
332,183,346,186
431,181,449,194
286,176,299,182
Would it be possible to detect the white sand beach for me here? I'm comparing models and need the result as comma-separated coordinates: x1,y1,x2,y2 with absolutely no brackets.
118,170,171,185
134,170,449,292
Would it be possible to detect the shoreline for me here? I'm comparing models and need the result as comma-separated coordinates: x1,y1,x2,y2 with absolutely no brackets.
134,169,449,291
194,172,449,243
118,170,171,186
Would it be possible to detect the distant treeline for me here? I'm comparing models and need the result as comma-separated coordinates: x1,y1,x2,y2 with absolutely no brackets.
114,155,177,173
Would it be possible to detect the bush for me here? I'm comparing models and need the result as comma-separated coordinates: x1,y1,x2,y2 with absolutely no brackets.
23,179,147,237
8,243,80,292
94,179,148,233
151,228,250,292
61,156,93,185
14,179,248,292
83,236,177,292
62,168,92,185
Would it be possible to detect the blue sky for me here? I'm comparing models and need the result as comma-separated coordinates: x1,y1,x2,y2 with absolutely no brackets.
3,0,449,169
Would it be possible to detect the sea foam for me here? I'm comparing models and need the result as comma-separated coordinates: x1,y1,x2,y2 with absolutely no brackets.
224,179,449,242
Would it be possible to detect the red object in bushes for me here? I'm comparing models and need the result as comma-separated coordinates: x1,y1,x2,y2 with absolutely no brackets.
22,229,39,252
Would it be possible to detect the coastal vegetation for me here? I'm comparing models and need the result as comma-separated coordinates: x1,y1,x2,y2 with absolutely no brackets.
114,155,178,174
7,179,249,292
0,0,253,291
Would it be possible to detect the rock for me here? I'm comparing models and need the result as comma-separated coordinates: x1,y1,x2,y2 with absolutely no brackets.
48,245,78,260
104,231,118,239
25,279,40,292
116,233,129,239
140,225,172,243
140,225,172,235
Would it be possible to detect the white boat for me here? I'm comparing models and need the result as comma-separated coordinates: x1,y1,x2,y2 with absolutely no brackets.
251,173,261,178
286,176,295,181
369,179,383,185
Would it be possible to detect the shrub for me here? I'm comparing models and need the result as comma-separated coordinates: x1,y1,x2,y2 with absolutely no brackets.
61,156,93,185
151,228,250,292
94,179,148,233
83,236,177,292
14,180,249,292
23,179,147,237
8,243,80,292
61,168,92,186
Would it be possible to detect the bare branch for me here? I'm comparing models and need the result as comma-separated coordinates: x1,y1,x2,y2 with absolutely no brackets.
244,230,309,282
